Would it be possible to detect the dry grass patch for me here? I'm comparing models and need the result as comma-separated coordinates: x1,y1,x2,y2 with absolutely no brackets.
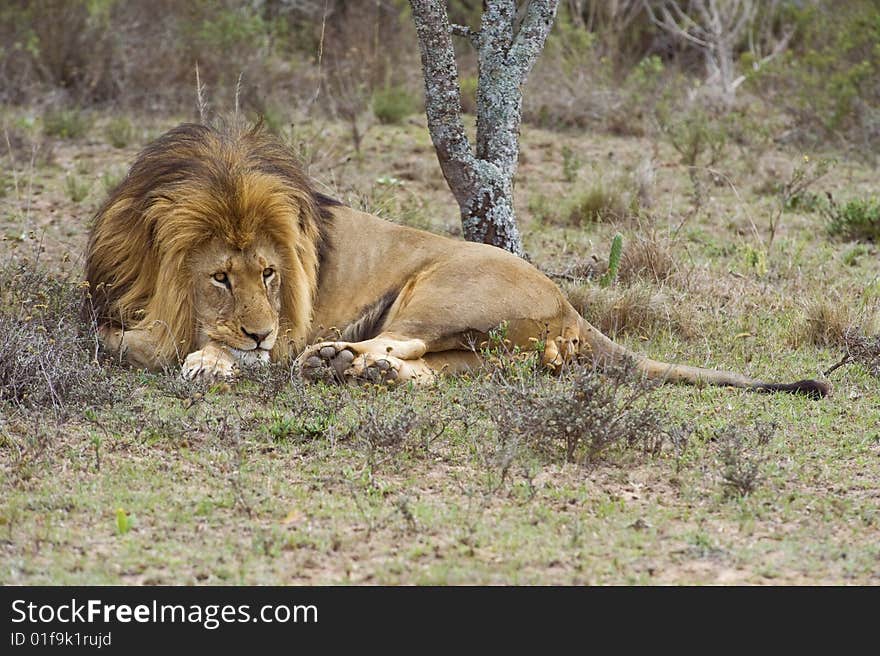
565,282,696,340
619,233,678,285
793,296,855,348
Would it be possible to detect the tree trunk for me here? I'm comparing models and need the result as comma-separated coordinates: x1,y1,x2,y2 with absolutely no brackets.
410,0,559,258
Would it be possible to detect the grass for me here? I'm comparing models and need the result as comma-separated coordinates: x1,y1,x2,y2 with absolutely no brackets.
1,109,880,584
104,117,135,149
65,174,91,203
826,196,880,242
42,108,93,140
372,85,419,125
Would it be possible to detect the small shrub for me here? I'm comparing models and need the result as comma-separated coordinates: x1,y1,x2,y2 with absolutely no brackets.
0,261,122,417
43,108,92,139
523,21,610,129
536,175,640,226
155,372,213,402
268,409,335,443
843,329,880,377
476,320,544,378
372,85,418,125
565,184,630,224
655,103,728,169
259,106,287,136
608,55,666,137
263,386,345,444
841,244,869,266
351,390,459,468
715,421,776,498
193,7,272,55
786,190,830,213
101,168,125,194
768,156,834,247
104,117,134,149
825,197,880,242
351,179,433,231
740,244,768,278
825,327,880,379
751,0,880,149
485,362,670,464
527,194,554,223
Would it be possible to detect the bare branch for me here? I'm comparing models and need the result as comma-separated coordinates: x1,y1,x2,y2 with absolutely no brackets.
644,2,711,49
644,0,762,106
450,23,480,49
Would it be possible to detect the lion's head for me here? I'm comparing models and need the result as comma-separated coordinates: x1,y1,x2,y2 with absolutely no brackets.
85,122,336,367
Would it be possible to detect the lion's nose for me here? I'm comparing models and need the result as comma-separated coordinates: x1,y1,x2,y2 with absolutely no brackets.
241,327,271,347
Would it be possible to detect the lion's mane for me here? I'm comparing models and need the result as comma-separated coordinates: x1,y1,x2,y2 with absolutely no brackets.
84,122,336,363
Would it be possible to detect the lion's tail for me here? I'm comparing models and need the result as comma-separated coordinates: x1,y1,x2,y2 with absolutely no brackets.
576,316,829,399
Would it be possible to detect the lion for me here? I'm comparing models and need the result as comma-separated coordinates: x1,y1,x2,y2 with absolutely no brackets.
84,122,829,398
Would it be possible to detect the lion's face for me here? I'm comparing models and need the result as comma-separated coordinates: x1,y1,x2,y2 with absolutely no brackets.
189,237,283,356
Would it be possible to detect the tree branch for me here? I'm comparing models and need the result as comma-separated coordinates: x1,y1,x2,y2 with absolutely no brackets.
450,23,480,49
510,0,560,77
410,0,477,202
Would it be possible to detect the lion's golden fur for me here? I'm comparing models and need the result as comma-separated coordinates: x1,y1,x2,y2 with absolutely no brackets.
85,122,332,363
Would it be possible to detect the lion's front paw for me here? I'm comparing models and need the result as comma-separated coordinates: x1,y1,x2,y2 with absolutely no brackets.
297,341,356,382
182,344,237,381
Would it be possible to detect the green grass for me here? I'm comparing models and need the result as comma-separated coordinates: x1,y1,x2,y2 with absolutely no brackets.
2,109,879,585
372,85,419,125
826,196,880,242
104,116,135,149
65,174,91,203
42,108,93,139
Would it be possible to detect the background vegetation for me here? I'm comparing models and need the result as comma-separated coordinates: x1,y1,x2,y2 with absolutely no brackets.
1,0,878,584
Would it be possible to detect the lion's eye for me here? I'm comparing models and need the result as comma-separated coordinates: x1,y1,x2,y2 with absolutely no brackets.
212,272,230,287
262,268,275,280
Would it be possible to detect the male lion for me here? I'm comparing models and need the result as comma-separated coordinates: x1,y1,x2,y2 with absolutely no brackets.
84,122,828,398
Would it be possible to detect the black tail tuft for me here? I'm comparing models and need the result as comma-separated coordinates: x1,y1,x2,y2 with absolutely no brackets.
755,379,830,399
